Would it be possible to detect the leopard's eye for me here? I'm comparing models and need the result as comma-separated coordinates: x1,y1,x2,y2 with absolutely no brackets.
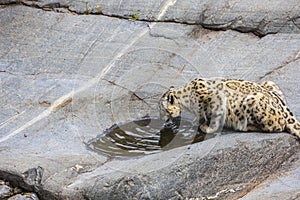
167,94,174,105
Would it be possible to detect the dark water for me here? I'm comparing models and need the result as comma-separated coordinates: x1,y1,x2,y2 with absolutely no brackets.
87,117,215,158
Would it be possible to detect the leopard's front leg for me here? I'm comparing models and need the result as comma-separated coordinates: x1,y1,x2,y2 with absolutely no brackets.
199,97,226,134
192,110,207,127
200,113,224,133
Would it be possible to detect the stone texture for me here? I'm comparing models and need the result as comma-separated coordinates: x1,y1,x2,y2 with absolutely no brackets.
0,1,299,200
79,133,299,200
0,180,38,200
240,154,300,200
18,0,300,36
0,184,11,199
8,193,39,200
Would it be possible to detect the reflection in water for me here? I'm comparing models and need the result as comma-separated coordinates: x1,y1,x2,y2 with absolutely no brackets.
87,118,215,158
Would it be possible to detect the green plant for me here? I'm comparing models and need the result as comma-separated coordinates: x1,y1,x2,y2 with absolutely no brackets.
85,1,90,15
130,12,139,21
97,0,102,13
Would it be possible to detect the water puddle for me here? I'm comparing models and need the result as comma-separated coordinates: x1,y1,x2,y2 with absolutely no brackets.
87,117,215,158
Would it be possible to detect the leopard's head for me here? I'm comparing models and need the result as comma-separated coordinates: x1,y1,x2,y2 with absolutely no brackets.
159,86,181,123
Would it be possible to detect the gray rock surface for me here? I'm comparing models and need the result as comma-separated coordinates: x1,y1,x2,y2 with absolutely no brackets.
20,0,300,36
8,193,39,200
0,1,299,200
241,152,300,200
0,179,38,200
79,133,299,200
0,184,11,199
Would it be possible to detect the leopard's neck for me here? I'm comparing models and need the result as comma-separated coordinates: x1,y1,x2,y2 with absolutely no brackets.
174,86,193,111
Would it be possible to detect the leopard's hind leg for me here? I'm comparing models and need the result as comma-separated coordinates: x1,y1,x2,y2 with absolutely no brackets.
251,93,286,133
261,81,287,105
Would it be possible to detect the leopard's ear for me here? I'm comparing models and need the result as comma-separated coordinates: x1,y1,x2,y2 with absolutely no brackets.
169,86,175,91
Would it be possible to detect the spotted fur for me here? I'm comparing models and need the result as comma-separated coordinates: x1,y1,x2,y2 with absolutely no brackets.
159,78,300,139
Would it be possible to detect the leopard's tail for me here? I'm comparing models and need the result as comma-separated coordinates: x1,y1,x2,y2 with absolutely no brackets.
285,115,300,139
